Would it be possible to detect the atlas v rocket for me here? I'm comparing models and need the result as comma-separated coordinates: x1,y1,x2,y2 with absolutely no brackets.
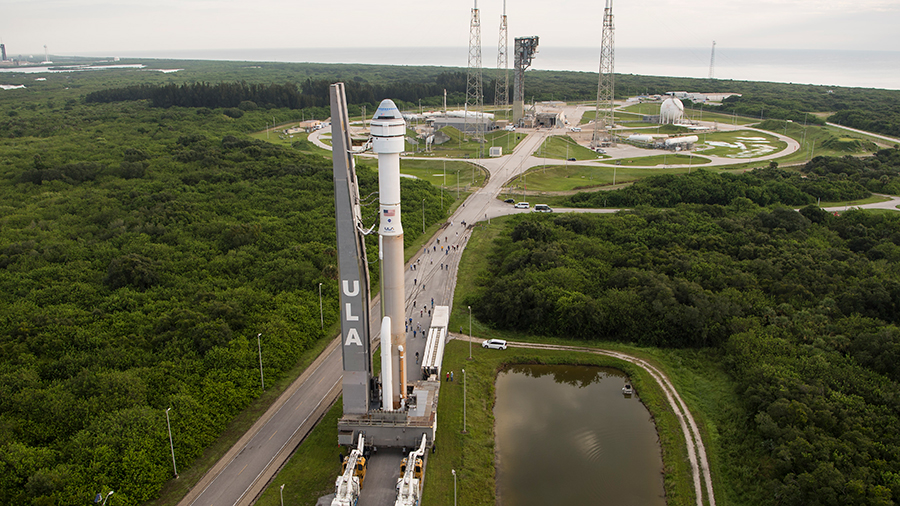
371,99,407,410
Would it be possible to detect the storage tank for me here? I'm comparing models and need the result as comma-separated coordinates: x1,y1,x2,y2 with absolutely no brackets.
659,97,685,124
627,134,654,143
664,135,699,146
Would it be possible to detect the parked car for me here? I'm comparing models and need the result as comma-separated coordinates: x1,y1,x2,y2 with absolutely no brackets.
504,198,515,204
567,157,576,161
482,339,508,350
533,204,553,213
570,127,582,132
514,202,529,209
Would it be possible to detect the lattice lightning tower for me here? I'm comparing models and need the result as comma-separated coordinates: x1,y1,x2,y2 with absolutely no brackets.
495,0,509,117
464,0,485,144
709,40,716,79
591,0,616,148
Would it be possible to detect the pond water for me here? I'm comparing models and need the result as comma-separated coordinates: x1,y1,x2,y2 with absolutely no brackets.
494,365,665,506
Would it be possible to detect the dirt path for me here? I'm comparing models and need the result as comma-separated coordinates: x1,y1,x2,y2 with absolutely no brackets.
454,335,717,506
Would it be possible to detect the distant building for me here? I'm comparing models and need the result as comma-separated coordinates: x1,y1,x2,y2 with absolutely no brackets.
0,44,6,61
535,111,565,128
285,120,323,134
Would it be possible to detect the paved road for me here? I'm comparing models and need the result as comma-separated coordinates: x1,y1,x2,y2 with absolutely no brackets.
826,122,900,145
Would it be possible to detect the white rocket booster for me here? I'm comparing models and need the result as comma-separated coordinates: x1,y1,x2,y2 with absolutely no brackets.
380,317,393,410
371,99,406,409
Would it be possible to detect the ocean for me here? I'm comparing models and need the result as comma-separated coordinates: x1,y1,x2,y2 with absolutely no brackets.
75,46,900,91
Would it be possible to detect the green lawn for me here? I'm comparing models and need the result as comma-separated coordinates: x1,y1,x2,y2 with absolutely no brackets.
755,121,885,166
533,135,606,161
398,159,486,191
581,109,645,125
422,127,525,159
603,153,712,168
504,162,707,192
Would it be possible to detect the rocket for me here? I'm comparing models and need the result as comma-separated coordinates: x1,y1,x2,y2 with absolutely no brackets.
371,99,407,409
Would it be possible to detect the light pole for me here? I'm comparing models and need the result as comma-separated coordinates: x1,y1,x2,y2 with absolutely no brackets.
468,306,472,360
257,333,265,390
280,484,285,506
452,469,457,506
165,408,178,478
318,282,324,330
462,368,467,434
422,198,425,234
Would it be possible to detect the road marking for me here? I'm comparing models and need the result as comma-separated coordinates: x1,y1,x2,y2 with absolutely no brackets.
268,430,278,441
238,464,247,475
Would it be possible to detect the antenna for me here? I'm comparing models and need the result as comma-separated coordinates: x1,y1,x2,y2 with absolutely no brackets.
708,40,716,79
494,0,509,119
591,0,616,148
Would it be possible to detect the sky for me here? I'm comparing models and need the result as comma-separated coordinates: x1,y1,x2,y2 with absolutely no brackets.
3,0,899,58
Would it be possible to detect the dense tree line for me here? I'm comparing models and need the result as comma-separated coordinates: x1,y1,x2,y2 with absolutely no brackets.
84,73,476,112
466,201,900,504
0,95,452,505
562,155,900,209
74,60,900,136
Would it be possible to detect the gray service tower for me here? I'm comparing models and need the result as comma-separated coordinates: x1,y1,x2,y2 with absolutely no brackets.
330,83,374,415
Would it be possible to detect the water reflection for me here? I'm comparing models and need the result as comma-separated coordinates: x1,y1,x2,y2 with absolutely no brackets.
504,363,608,388
495,365,665,506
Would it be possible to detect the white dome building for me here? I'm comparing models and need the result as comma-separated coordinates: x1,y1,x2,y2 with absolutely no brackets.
659,97,685,124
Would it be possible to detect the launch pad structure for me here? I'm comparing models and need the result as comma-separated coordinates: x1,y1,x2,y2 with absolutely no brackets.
329,83,443,450
512,36,539,124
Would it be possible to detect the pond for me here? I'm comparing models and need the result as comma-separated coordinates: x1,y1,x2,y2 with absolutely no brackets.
494,364,665,506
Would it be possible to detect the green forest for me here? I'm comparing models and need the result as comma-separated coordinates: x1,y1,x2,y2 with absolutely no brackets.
465,169,900,504
564,149,900,209
0,67,452,505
